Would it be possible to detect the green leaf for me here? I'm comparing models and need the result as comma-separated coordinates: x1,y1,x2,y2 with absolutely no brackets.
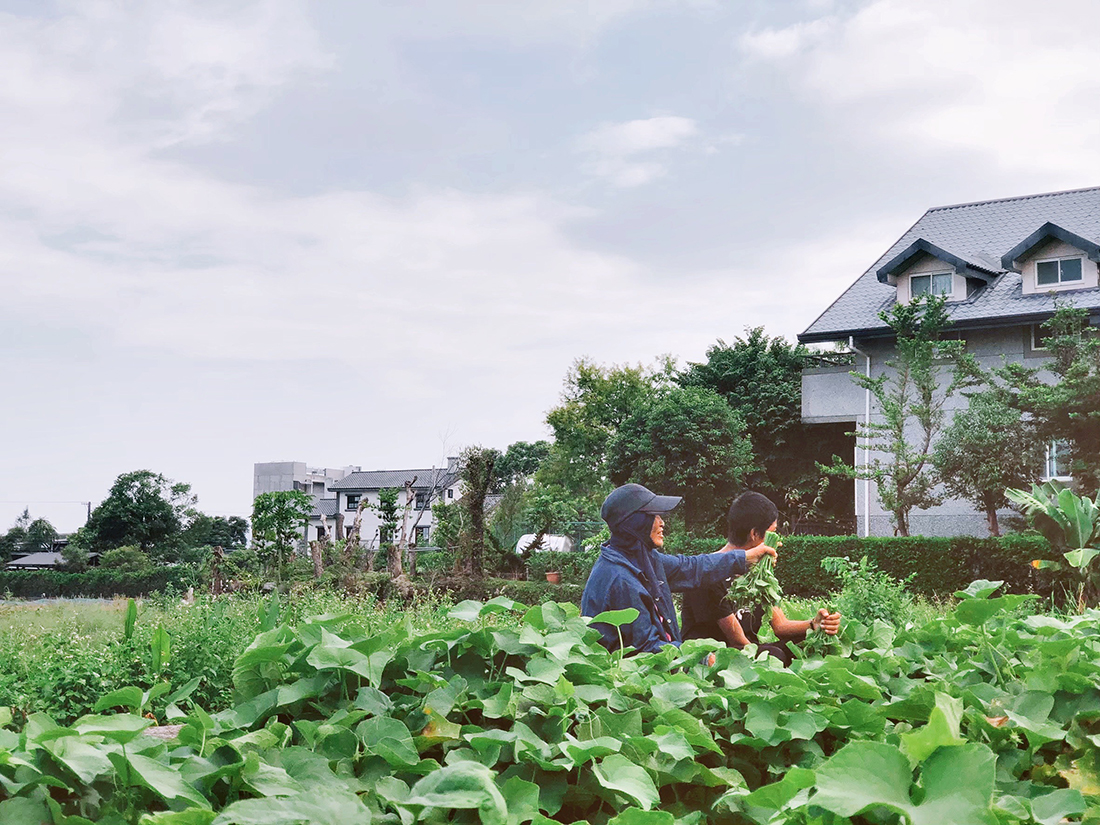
1030,789,1086,825
812,741,997,825
593,754,660,811
501,776,542,825
167,676,203,706
259,591,280,632
353,686,393,717
42,735,114,784
588,609,640,628
151,625,171,673
406,762,508,825
607,811,675,825
449,600,486,622
124,598,138,641
120,752,211,810
71,713,153,743
213,789,367,825
140,811,217,825
900,693,965,764
1064,548,1099,569
0,798,51,825
955,580,1004,600
356,716,419,767
94,686,144,714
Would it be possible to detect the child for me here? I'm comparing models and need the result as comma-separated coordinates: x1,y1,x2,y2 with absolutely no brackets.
680,491,840,666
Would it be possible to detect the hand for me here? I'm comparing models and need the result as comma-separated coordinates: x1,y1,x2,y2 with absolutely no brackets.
705,652,717,667
744,542,777,566
811,609,842,636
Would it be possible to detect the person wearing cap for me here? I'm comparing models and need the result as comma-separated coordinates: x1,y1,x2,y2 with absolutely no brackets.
581,483,777,655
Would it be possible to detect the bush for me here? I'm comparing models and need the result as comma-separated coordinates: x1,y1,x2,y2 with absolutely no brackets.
822,555,912,626
0,566,202,598
98,546,153,574
524,549,600,584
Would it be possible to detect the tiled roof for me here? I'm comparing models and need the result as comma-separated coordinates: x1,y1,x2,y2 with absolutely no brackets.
330,468,458,491
6,551,63,569
800,186,1100,342
311,498,339,518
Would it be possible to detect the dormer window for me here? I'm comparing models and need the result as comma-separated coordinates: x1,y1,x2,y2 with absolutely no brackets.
911,272,953,298
1036,256,1083,287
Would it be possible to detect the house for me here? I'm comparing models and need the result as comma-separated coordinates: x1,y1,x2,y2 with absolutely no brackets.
323,460,462,548
799,186,1100,536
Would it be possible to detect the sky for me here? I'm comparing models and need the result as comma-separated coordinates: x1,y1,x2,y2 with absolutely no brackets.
5,0,1100,532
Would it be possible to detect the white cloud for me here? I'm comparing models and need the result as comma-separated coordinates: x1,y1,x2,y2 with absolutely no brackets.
737,0,1100,183
577,116,700,186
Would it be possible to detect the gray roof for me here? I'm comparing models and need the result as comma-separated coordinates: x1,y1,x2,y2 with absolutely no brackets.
331,468,458,492
800,186,1100,343
6,551,63,569
311,498,339,518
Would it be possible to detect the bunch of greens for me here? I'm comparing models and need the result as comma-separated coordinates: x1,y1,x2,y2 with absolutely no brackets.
800,601,838,657
728,530,783,611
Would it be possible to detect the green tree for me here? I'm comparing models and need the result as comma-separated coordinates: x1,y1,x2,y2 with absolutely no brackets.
986,303,1100,491
182,515,248,549
454,446,501,577
824,295,972,536
251,490,312,584
494,440,551,487
80,470,197,556
678,328,810,492
377,488,400,574
607,385,756,531
0,510,58,563
98,545,154,574
931,394,1044,536
540,357,668,505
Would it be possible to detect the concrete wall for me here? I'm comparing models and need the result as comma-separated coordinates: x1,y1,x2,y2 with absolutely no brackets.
807,326,1055,537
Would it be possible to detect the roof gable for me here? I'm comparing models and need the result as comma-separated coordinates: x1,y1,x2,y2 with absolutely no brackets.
876,238,999,285
331,468,457,491
1000,221,1100,270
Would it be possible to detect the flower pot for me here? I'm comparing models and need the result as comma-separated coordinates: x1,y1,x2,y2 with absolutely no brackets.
545,571,562,585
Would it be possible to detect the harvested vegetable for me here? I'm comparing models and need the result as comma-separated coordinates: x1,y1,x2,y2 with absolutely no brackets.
728,530,783,612
802,602,840,657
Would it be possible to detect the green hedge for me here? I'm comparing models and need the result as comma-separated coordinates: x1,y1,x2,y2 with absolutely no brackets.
421,535,1062,601
0,566,202,599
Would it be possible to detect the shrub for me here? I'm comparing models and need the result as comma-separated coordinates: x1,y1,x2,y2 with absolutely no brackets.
98,546,153,574
821,555,912,626
0,566,201,598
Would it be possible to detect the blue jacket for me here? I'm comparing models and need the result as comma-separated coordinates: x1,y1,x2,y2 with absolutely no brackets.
581,544,747,654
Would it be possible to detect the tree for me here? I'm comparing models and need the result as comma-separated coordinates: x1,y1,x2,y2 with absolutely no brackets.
80,470,198,556
98,546,154,574
377,488,400,575
0,510,57,563
181,515,248,549
931,394,1044,536
823,295,972,536
251,490,312,584
607,386,756,531
454,446,501,577
986,303,1100,491
540,358,669,505
494,440,551,487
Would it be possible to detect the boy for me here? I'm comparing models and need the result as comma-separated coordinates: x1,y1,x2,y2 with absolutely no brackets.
680,491,840,666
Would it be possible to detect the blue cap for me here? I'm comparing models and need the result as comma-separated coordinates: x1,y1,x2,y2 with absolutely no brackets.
601,483,682,529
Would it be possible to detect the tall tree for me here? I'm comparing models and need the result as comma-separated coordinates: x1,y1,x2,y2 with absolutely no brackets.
181,514,248,549
0,510,57,563
608,386,756,531
986,303,1100,491
540,357,668,503
931,393,1044,536
454,446,501,577
78,470,197,555
823,295,972,536
251,490,312,584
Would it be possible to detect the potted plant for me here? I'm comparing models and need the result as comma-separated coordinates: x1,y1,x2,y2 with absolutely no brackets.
545,571,561,585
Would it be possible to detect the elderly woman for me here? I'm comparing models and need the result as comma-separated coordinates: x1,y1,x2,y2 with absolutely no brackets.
581,483,776,654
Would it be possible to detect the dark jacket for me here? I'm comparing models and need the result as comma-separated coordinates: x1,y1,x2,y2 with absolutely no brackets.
581,544,748,654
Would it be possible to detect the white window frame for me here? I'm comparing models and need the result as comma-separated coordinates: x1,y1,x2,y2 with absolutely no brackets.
1035,255,1084,289
910,271,954,300
1043,440,1072,481
1031,325,1048,352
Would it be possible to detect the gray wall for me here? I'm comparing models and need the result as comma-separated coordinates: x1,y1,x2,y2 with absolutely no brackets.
805,324,1053,537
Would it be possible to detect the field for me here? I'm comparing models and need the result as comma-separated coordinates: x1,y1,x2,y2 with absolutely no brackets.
0,585,1097,824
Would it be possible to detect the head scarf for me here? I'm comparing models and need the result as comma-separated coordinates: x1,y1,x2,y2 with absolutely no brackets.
607,511,678,643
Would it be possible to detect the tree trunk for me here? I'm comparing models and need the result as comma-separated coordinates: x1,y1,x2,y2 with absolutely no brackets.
894,508,909,537
309,541,324,578
984,499,1001,538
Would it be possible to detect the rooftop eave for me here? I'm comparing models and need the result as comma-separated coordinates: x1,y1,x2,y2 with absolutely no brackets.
876,238,998,286
1000,222,1100,271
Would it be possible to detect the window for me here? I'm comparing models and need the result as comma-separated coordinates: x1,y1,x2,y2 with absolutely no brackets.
447,488,454,499
1036,257,1083,286
911,272,953,298
415,525,430,545
1031,325,1050,351
345,494,361,511
1044,440,1071,480
415,491,429,510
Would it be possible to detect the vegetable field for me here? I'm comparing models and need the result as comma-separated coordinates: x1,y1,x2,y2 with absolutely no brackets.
1,581,1098,824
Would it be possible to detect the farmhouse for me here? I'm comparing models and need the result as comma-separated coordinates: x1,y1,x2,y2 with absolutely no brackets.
799,186,1100,536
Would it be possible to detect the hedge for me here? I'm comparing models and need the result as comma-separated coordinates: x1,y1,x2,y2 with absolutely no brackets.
422,535,1065,602
0,566,202,599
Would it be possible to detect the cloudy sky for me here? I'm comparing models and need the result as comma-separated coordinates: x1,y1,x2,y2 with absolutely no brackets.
5,0,1100,531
